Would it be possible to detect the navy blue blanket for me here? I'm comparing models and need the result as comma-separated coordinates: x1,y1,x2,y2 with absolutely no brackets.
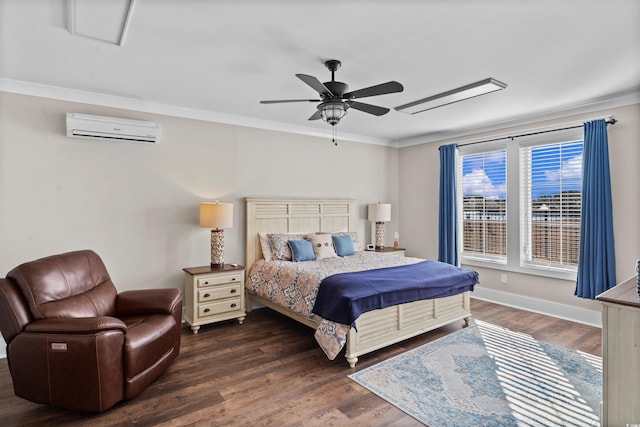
312,261,478,327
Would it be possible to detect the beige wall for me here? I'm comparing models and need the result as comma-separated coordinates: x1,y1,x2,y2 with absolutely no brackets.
0,92,400,291
2,89,638,345
399,103,640,313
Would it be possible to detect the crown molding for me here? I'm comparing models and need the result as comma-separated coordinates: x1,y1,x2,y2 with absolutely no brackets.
0,78,391,146
2,77,637,149
392,91,640,148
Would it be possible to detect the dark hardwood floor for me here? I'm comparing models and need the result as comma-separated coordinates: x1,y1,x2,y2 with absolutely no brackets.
0,299,602,427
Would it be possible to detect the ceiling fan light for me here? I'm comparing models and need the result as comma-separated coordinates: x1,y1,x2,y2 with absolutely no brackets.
320,101,347,126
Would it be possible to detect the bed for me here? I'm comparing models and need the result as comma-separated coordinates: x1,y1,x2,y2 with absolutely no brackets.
245,197,476,368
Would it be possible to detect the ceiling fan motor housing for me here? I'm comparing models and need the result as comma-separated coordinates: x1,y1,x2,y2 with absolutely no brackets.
323,81,349,98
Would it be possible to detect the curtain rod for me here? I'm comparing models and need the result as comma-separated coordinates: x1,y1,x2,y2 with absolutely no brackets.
456,117,618,147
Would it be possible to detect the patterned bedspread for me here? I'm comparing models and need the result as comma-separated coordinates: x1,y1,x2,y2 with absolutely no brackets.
247,251,422,359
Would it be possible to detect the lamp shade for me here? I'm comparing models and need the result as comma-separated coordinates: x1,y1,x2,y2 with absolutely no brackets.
368,203,391,222
200,201,233,229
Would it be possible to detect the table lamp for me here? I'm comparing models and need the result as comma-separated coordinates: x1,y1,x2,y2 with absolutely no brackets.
368,203,391,250
200,200,233,267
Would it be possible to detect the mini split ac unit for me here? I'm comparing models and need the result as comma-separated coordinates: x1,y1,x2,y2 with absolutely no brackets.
66,113,161,143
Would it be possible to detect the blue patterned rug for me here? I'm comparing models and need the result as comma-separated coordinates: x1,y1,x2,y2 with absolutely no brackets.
349,321,602,426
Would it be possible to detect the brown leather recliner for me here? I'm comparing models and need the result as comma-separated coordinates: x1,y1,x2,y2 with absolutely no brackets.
0,250,182,412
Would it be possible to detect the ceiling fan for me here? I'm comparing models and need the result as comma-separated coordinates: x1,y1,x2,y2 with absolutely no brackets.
260,60,403,128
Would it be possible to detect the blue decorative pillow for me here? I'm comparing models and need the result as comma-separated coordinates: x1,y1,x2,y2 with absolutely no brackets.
332,232,362,251
332,234,355,257
288,239,316,262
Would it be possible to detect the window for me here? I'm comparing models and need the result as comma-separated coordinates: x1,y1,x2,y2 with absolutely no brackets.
520,141,582,271
459,149,507,264
458,127,583,279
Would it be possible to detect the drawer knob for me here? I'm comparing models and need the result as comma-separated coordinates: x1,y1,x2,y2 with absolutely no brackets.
204,308,211,313
204,293,211,298
231,278,236,281
230,289,237,294
204,281,209,285
230,303,237,308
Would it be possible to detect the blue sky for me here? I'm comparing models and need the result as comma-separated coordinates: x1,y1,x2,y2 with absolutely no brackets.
462,141,583,200
462,150,506,199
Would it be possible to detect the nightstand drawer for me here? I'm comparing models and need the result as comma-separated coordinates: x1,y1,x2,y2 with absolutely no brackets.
197,273,242,288
198,298,242,317
198,283,242,302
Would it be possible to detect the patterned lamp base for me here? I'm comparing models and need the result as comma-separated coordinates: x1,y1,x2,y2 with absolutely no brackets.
210,229,225,267
375,222,385,250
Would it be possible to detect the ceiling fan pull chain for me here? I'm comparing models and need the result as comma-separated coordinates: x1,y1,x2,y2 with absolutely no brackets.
333,125,338,146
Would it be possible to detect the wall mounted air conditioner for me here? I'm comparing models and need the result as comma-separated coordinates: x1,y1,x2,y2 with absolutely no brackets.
66,113,161,143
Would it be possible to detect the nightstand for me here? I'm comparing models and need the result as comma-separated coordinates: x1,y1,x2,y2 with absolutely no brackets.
183,264,246,334
373,247,406,256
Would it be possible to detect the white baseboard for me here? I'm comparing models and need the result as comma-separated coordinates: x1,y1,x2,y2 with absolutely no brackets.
471,287,602,328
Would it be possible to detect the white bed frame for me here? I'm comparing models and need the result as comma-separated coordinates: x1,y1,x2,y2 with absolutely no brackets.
245,197,471,368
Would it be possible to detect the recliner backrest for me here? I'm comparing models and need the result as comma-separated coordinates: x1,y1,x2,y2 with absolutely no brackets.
6,250,117,319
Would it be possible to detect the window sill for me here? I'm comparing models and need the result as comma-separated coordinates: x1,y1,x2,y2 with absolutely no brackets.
461,258,577,282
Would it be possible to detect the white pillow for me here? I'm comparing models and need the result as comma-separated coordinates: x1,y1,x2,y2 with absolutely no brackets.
258,232,273,261
309,233,337,259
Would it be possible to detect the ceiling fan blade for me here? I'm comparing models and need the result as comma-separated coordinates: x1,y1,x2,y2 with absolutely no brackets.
348,101,390,116
296,74,333,96
260,99,320,104
344,81,404,99
308,109,322,120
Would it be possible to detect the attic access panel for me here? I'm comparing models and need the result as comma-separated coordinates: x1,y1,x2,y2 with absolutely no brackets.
67,0,134,46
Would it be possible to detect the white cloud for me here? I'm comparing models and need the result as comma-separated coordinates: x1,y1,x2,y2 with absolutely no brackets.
544,154,582,182
463,168,506,199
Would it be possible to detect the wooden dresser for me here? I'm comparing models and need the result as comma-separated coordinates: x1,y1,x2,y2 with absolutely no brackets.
596,276,640,426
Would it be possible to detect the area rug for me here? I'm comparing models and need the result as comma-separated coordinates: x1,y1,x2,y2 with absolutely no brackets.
348,321,601,426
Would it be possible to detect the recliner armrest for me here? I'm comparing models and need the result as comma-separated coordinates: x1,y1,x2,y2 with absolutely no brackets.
115,288,182,317
24,316,127,334
0,278,33,344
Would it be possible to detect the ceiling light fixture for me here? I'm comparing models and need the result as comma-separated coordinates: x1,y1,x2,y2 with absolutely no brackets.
260,59,403,146
320,100,348,126
395,78,507,115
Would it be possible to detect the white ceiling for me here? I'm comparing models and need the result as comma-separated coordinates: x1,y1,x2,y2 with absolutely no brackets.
1,0,639,146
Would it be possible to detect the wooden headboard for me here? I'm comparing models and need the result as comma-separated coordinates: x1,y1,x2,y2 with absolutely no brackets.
245,197,356,273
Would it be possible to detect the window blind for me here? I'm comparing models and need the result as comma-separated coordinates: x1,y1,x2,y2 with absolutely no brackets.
459,149,507,263
520,141,582,270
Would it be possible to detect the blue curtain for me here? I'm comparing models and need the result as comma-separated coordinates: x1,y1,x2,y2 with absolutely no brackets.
438,144,458,266
575,119,616,299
